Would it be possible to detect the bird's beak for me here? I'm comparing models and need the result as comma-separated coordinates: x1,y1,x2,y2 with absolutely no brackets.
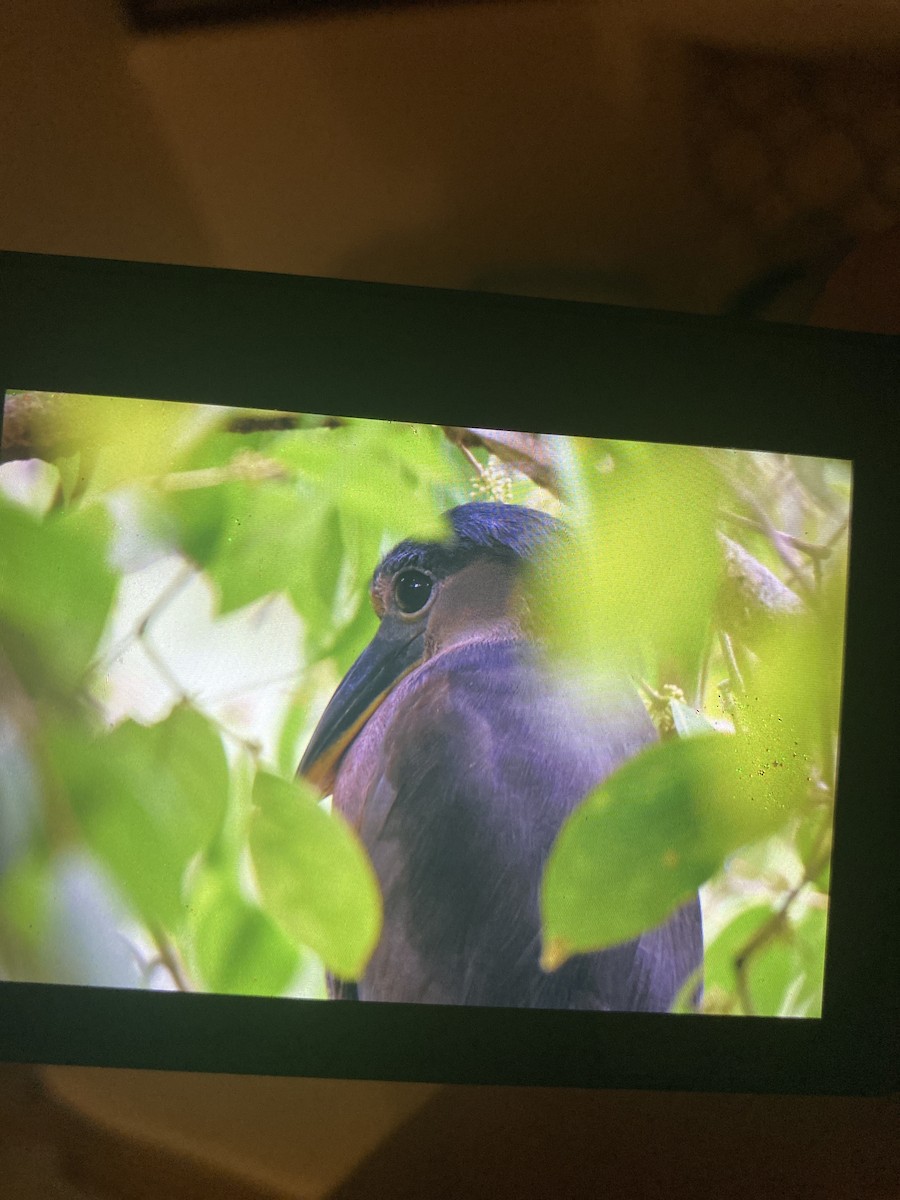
298,617,426,795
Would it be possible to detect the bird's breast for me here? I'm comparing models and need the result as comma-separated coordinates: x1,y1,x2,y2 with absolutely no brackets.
333,636,656,860
328,637,701,1008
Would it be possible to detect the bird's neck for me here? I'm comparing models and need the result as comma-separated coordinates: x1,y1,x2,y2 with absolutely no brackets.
424,557,527,660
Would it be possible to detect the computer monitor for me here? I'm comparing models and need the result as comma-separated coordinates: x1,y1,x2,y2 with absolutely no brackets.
0,251,896,1094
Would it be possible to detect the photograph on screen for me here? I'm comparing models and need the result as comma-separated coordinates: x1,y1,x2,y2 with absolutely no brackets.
0,389,850,1017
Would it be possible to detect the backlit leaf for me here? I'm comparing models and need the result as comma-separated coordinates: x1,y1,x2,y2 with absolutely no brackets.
541,731,809,962
0,496,116,693
249,771,381,980
538,439,723,689
185,868,300,997
48,708,229,930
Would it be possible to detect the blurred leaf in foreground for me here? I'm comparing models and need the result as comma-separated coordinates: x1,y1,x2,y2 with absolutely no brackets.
0,496,116,694
541,731,809,966
271,422,451,543
538,439,722,688
249,771,382,981
185,867,301,997
701,901,826,1017
48,707,229,930
52,393,225,500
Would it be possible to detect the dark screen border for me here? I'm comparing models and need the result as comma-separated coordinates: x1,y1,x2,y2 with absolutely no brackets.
0,250,896,1095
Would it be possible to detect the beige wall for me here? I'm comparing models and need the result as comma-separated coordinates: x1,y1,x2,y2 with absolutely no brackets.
125,6,696,304
3,2,899,311
0,0,210,266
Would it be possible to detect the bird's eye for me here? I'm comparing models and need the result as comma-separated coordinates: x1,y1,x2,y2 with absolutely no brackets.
394,569,433,614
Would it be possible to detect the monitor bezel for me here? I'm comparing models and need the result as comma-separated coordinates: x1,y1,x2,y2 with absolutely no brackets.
0,250,896,1095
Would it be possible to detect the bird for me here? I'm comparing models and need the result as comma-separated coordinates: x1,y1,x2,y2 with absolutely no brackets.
298,501,703,1010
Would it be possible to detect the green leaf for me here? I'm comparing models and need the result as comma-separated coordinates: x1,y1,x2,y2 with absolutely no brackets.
738,604,843,777
185,868,300,997
52,392,225,499
538,440,723,688
157,480,231,566
276,688,317,782
327,588,379,677
271,423,450,542
249,771,382,980
48,707,229,930
0,850,49,947
160,479,346,652
702,901,827,1017
227,494,344,662
702,903,773,1011
0,496,117,693
541,732,809,964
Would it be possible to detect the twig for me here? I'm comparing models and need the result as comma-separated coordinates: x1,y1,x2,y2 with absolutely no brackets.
114,564,197,705
732,842,831,1016
784,517,849,590
637,678,666,704
821,516,850,553
133,572,188,641
149,927,192,992
92,562,195,676
200,665,303,706
118,932,150,973
456,441,488,479
157,452,289,492
718,630,744,694
719,509,836,560
726,475,807,581
137,627,196,707
442,427,560,495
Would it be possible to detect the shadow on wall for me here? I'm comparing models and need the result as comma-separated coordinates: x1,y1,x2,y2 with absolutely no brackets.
320,9,695,305
335,36,900,320
125,6,702,303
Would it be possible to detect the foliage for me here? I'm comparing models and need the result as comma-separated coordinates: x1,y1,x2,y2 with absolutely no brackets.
0,390,848,1014
540,439,845,1015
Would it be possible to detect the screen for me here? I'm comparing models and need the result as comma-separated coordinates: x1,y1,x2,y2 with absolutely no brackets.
0,388,850,1020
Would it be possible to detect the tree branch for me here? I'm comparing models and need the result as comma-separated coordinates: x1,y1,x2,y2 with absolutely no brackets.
442,426,559,494
149,927,192,992
716,533,805,641
719,509,837,560
732,842,831,1016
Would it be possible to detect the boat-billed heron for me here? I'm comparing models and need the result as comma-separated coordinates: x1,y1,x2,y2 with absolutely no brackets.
299,502,703,1010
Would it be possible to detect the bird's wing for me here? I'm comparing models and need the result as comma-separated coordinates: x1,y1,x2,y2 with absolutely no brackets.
339,639,702,1010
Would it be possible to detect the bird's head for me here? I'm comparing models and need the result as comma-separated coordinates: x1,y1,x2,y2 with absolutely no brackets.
298,502,561,794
